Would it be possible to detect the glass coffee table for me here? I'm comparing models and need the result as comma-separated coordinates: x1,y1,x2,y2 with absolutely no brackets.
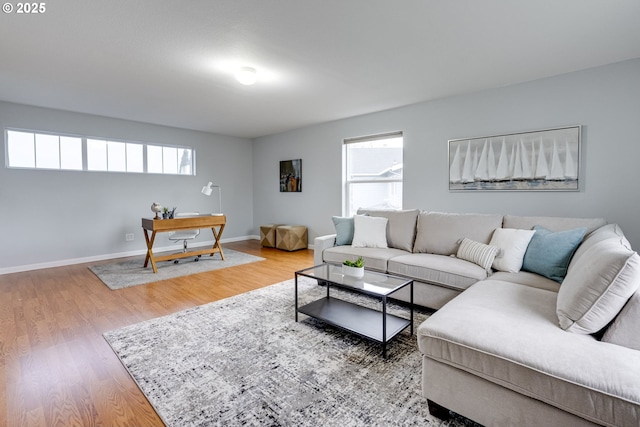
295,263,414,357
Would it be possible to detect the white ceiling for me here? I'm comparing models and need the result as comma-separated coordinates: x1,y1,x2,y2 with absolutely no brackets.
1,0,639,139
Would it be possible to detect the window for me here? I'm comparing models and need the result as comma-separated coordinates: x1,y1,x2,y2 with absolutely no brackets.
147,145,193,175
344,131,403,216
6,130,82,170
5,129,194,175
87,139,144,173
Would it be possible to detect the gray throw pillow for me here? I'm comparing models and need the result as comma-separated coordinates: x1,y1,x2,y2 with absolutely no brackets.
332,216,354,246
522,226,586,283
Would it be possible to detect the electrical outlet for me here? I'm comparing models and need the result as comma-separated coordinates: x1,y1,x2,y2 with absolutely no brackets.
125,233,134,241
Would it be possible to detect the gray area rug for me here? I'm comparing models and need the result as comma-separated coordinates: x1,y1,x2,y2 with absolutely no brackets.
89,249,265,290
104,277,477,426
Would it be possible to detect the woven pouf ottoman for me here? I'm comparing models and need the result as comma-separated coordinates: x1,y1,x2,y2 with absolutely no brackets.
260,224,281,248
276,225,308,251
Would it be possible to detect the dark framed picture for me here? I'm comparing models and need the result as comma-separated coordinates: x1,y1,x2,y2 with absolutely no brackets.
448,125,581,191
280,159,302,192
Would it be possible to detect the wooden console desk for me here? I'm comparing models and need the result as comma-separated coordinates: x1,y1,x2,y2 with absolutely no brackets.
141,215,226,273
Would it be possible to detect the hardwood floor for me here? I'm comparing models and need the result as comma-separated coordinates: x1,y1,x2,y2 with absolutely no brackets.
0,240,315,426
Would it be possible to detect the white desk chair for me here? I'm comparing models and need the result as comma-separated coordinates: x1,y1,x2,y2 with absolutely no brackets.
168,212,200,263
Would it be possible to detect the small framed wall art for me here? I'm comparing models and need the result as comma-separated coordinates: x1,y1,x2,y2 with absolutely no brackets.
280,159,302,192
448,125,580,192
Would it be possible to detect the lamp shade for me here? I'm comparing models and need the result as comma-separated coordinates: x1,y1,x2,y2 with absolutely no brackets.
201,181,222,214
202,181,213,196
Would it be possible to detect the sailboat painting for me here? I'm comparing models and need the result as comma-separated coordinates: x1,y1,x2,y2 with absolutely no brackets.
449,126,580,191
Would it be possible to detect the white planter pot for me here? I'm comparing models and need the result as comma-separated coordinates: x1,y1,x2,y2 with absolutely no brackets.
342,265,364,278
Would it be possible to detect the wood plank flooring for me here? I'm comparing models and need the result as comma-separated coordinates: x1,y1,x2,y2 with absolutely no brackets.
0,240,315,426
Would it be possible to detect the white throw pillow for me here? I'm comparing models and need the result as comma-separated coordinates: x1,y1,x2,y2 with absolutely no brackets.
457,238,500,272
351,215,388,248
489,228,535,273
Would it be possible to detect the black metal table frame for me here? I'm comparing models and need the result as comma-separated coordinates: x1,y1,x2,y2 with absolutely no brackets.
295,264,414,357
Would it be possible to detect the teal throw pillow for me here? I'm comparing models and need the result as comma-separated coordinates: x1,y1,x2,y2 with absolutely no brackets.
522,225,587,283
332,216,354,246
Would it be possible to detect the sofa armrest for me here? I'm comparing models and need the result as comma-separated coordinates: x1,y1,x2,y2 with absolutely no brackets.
313,234,336,266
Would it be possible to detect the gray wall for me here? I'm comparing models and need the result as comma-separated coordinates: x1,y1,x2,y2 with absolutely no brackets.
3,58,639,273
0,101,254,272
253,58,640,249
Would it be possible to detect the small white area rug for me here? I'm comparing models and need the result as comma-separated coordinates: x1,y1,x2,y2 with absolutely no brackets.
103,277,478,426
89,249,265,290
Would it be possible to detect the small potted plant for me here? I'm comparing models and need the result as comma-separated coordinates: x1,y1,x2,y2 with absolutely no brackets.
342,256,365,278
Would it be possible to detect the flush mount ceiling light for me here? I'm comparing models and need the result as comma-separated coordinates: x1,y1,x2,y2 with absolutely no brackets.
235,66,257,85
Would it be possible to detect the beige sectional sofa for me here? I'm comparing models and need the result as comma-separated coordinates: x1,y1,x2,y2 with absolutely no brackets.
313,209,640,426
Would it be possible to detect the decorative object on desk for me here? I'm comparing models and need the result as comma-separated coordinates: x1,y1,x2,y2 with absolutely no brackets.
89,249,264,290
162,207,176,219
343,256,365,278
201,181,223,214
151,202,162,219
448,125,580,192
280,159,302,192
103,278,461,427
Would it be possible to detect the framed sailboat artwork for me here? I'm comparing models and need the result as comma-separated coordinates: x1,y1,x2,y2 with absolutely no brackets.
448,125,581,191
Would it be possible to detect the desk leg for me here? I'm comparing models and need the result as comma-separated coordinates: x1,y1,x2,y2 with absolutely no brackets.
210,224,226,260
143,229,159,273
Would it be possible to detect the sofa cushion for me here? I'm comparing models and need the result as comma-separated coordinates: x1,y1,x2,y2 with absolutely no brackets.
503,214,606,235
490,271,561,293
357,208,419,252
332,216,354,246
388,253,487,291
322,245,407,272
602,289,640,351
522,226,586,283
557,228,640,334
569,224,621,272
418,280,640,427
489,228,535,273
413,212,503,255
351,215,388,248
456,238,499,272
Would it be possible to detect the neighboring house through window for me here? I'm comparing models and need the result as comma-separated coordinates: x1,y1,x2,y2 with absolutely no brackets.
343,131,403,216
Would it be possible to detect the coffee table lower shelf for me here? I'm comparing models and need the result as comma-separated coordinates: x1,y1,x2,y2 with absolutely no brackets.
297,296,410,343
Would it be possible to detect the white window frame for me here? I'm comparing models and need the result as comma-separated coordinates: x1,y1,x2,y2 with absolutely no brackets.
146,144,194,175
5,129,83,171
343,131,403,216
4,128,196,176
86,138,145,173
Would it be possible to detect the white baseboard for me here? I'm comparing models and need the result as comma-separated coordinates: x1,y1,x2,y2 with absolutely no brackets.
0,235,259,275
